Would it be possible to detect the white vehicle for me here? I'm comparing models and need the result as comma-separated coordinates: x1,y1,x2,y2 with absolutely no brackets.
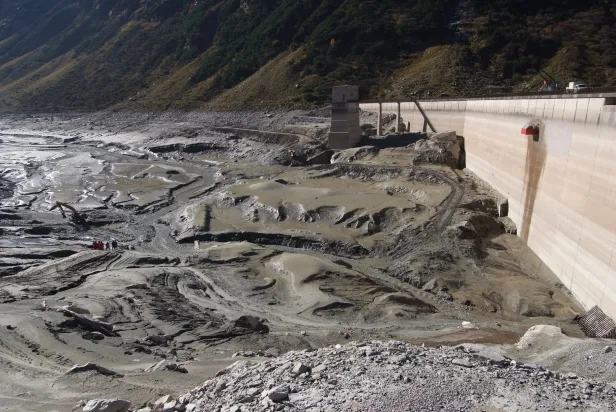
566,82,588,93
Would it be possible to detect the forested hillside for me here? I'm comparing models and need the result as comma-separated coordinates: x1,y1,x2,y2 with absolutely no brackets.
0,0,614,111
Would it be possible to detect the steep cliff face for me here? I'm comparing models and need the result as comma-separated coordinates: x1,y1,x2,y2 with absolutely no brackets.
0,0,614,111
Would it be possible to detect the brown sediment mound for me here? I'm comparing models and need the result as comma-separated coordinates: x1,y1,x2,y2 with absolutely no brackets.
170,170,451,254
0,251,121,298
411,131,461,168
368,292,438,320
264,253,438,323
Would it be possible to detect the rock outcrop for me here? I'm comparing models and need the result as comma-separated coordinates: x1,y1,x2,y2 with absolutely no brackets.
411,131,461,168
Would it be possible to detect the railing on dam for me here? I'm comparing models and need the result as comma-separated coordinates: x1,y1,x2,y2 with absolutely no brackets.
358,87,616,104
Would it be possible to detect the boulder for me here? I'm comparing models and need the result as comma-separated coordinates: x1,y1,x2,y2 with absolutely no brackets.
232,315,269,334
291,362,310,376
268,384,290,401
145,334,171,346
163,400,178,412
515,325,568,350
213,380,227,394
312,363,327,373
154,395,173,406
82,331,105,341
165,363,188,373
451,358,474,368
410,131,461,167
82,399,131,412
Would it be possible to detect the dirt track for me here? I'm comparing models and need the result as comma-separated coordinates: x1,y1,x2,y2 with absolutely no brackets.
0,111,586,411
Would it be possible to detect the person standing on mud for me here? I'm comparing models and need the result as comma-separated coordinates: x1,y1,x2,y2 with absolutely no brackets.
111,239,118,250
105,241,110,251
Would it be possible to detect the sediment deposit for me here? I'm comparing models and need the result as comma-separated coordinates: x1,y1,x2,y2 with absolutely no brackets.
0,111,592,411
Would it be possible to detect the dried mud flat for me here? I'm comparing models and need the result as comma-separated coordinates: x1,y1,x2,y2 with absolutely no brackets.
0,111,592,412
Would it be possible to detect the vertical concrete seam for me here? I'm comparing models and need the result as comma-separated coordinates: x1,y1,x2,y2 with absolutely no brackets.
554,99,575,291
596,100,603,126
595,103,614,307
601,222,616,308
541,99,546,118
570,99,599,308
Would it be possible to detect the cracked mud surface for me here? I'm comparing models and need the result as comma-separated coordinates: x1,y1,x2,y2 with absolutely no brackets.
0,111,585,411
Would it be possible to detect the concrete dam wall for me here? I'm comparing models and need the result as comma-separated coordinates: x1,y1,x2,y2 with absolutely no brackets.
361,95,616,319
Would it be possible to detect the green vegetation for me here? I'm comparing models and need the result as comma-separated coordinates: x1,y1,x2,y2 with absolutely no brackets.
0,0,614,111
467,0,616,85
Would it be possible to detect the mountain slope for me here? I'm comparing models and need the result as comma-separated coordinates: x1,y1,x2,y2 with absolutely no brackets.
0,0,614,111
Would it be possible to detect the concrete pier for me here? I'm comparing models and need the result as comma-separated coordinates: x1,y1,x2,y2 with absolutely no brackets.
328,85,362,149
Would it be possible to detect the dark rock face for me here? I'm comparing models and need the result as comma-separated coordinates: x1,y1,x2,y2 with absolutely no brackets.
232,315,270,334
0,212,22,220
24,226,53,235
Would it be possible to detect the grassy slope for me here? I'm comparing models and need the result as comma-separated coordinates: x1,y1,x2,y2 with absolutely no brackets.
0,0,614,112
207,48,313,110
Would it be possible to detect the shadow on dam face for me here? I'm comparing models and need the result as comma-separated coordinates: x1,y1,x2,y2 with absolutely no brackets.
521,123,547,243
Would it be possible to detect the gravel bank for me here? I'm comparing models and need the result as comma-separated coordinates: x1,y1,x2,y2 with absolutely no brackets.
173,339,616,412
